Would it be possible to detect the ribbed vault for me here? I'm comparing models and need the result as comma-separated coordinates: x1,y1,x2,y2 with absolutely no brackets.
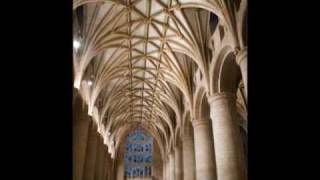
73,0,247,157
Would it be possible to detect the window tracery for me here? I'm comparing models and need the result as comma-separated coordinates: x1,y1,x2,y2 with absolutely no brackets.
124,127,153,179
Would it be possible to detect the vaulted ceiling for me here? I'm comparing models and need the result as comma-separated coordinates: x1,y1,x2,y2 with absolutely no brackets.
73,0,247,156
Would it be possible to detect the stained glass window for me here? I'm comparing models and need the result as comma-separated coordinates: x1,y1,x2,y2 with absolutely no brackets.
124,127,153,179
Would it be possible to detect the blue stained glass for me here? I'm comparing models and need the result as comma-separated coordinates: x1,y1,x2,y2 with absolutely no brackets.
144,155,152,163
124,127,153,178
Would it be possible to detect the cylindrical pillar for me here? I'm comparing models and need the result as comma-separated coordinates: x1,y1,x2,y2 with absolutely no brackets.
115,152,125,180
165,157,170,180
104,152,112,180
162,159,166,180
101,149,108,180
95,136,106,180
169,152,175,180
165,156,170,180
82,122,99,180
110,158,116,180
182,122,196,180
163,157,169,180
174,143,183,180
192,119,216,180
73,98,90,180
208,92,247,180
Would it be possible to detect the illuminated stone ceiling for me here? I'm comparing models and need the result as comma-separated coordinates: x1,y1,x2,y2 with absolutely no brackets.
73,0,247,156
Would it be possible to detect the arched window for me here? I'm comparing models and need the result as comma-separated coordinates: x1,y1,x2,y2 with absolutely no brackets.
124,127,153,179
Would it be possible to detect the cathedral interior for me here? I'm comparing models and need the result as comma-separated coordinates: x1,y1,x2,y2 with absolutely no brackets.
72,0,247,180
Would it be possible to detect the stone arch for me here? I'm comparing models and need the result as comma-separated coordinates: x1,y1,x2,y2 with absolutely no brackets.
237,0,247,48
174,126,183,148
219,52,241,93
209,12,219,36
182,109,191,129
113,125,163,180
72,1,230,94
73,88,82,109
241,9,247,47
182,114,194,137
193,86,209,120
235,0,242,11
210,46,241,94
114,123,166,162
73,0,226,24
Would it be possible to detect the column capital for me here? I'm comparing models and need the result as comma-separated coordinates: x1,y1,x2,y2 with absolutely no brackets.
167,149,174,155
207,92,236,105
168,152,175,158
163,154,170,163
235,47,247,66
191,118,210,128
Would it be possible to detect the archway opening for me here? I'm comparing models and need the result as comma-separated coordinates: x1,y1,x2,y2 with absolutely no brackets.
219,52,242,93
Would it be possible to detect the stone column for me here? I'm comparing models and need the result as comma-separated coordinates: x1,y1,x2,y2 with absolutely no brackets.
163,157,169,180
169,152,175,180
164,156,170,180
236,48,247,100
174,142,183,180
104,152,112,180
115,151,125,180
94,135,102,180
73,100,90,180
162,159,166,180
95,136,106,180
182,122,195,180
192,119,216,180
162,157,168,180
101,150,107,180
82,122,99,180
208,92,247,180
110,158,116,180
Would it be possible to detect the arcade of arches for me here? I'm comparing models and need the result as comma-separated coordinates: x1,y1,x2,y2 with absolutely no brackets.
73,0,247,180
